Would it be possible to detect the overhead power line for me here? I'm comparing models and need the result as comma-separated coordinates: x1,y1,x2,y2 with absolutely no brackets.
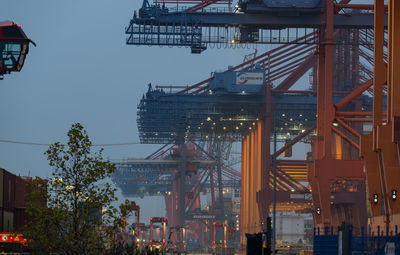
0,139,141,147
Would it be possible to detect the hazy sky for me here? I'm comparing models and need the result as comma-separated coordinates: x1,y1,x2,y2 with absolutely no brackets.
0,0,257,221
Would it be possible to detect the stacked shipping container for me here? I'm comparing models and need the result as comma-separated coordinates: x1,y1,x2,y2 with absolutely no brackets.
0,168,31,232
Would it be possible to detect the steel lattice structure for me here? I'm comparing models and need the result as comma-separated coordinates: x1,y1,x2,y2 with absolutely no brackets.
120,0,397,251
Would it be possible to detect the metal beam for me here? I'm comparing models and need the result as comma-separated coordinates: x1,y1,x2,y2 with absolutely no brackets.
275,124,316,157
332,127,360,150
119,159,217,165
335,79,373,111
274,54,316,91
132,12,385,29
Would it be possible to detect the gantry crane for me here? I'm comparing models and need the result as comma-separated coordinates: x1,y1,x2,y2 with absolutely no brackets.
149,217,168,251
125,0,386,233
113,140,242,250
360,0,400,235
122,204,141,247
126,0,379,53
132,39,377,236
167,225,187,254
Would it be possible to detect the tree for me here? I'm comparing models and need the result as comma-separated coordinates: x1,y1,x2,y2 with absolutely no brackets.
24,123,133,255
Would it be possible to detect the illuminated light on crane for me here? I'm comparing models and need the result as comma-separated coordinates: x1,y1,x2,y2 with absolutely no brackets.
373,194,379,204
392,190,397,201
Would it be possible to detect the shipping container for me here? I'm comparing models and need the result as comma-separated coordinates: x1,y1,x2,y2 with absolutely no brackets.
3,170,16,211
15,176,29,208
13,207,26,231
0,210,3,231
3,210,14,232
0,168,4,208
0,169,43,233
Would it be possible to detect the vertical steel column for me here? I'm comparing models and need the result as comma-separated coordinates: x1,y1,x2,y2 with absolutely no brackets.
323,0,335,158
163,221,167,244
316,31,326,160
224,223,227,248
351,28,362,158
374,0,390,229
150,221,153,244
390,0,400,120
249,131,255,233
179,143,187,226
171,178,178,227
256,122,262,226
263,85,272,220
257,83,272,231
137,208,140,240
254,126,261,230
384,0,400,223
210,139,216,214
387,0,393,120
373,0,385,136
216,140,224,221
240,138,245,248
272,116,277,255
245,135,250,235
312,0,337,229
334,133,342,159
240,135,249,247
361,0,400,233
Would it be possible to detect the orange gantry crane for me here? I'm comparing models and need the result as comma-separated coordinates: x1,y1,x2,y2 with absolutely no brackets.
149,217,168,251
361,0,400,234
167,226,187,254
125,0,398,248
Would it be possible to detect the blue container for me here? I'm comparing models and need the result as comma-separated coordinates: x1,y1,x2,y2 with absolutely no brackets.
209,68,265,94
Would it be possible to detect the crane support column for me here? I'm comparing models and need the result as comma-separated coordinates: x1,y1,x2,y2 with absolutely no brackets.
361,0,400,233
179,143,187,226
257,84,272,227
216,140,225,221
310,0,366,231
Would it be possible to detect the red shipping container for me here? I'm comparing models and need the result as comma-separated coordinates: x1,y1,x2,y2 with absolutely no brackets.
0,168,4,208
3,210,14,232
3,170,16,211
13,207,26,231
15,176,29,208
0,210,3,232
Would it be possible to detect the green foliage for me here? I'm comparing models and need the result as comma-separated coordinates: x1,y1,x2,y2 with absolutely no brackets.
24,123,134,255
120,199,137,218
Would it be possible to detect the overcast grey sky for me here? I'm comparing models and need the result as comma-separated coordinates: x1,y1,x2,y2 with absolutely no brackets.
0,0,256,221
0,1,257,173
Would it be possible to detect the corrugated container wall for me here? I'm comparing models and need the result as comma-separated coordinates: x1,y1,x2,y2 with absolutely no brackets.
0,169,36,232
3,170,16,211
0,169,4,208
15,176,28,208
0,210,3,231
14,208,26,231
3,210,14,232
